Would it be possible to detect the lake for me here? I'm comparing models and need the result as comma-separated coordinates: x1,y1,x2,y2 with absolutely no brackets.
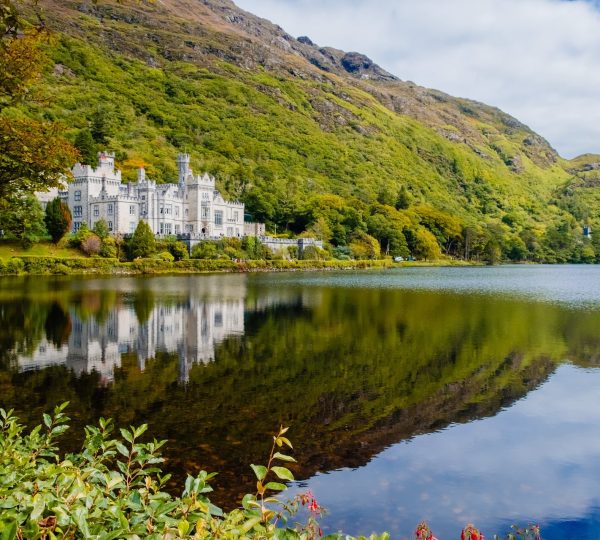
1,266,600,539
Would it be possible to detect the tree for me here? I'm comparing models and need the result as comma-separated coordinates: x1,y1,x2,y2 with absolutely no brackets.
349,230,380,260
44,197,72,243
93,218,110,240
74,129,97,166
129,221,156,259
0,192,46,247
0,1,78,220
395,185,412,210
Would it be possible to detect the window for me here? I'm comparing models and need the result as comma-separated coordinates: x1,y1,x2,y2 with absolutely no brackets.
141,195,146,201
202,192,209,200
94,205,99,217
214,312,223,327
175,206,179,217
108,221,113,231
73,206,83,218
233,211,239,222
174,224,181,234
130,205,135,215
108,204,113,215
227,227,233,236
201,206,210,219
164,223,172,234
129,222,135,233
165,205,172,215
74,190,81,201
214,210,223,226
159,223,164,235
73,222,81,231
160,207,164,214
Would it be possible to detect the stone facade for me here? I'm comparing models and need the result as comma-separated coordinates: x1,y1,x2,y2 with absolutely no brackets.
57,152,245,238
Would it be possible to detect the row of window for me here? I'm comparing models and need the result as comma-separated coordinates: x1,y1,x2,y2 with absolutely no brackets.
73,202,239,224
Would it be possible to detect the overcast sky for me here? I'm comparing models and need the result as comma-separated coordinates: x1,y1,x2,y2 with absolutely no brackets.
235,0,600,158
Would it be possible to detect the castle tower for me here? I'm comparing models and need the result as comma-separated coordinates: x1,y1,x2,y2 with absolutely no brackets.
177,153,190,185
98,152,115,172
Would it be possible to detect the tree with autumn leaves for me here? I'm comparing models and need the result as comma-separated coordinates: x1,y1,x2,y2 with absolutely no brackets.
0,0,77,245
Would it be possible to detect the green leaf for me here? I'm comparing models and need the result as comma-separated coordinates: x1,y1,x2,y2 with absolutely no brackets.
240,517,261,534
273,452,296,463
265,482,287,491
134,424,148,438
0,520,17,540
271,466,294,481
115,442,129,457
242,493,256,510
250,464,268,481
177,520,190,537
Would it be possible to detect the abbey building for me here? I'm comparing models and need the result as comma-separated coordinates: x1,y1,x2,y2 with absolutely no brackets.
52,152,245,237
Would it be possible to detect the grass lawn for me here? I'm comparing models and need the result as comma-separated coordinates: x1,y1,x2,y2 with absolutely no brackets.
0,241,85,259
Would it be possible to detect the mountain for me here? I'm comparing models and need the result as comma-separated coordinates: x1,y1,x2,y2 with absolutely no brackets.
17,0,599,261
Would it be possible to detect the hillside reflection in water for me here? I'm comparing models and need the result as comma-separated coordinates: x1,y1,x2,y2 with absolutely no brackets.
1,268,600,539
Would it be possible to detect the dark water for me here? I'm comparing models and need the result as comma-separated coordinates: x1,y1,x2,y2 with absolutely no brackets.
1,266,600,539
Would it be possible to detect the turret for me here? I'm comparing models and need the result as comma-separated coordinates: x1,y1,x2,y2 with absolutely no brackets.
98,152,115,172
177,153,190,185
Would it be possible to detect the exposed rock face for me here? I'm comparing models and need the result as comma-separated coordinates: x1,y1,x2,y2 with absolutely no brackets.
341,52,373,73
297,35,314,46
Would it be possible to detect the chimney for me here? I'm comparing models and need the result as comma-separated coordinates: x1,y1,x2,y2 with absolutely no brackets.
138,167,145,182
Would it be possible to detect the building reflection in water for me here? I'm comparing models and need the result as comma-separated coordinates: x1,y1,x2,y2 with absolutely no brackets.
15,275,316,384
17,281,247,383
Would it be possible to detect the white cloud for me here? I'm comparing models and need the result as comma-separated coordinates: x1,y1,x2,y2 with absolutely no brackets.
235,0,600,158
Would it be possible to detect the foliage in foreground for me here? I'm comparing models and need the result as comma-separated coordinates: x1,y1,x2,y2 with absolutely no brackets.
0,405,326,539
0,406,542,539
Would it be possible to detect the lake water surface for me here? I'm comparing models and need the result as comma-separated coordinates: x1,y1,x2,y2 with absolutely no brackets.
1,266,600,539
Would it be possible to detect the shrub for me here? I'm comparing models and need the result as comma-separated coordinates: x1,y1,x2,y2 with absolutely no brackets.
80,234,102,255
156,250,175,262
168,240,190,261
100,236,118,258
0,407,326,540
191,241,220,259
93,218,110,240
5,257,24,274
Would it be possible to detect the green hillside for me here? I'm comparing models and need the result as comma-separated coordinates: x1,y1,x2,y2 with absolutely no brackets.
12,0,600,262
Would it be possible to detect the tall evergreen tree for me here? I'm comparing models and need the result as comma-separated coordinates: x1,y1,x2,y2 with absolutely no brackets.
130,221,156,259
74,129,97,165
44,197,72,243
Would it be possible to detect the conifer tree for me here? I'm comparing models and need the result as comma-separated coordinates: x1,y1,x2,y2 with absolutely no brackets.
74,129,97,166
44,197,72,243
130,220,156,259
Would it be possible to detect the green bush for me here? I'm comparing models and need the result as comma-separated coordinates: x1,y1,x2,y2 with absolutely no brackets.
156,251,175,262
6,257,24,274
0,406,332,540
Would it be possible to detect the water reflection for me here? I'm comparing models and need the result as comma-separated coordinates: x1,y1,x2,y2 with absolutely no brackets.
1,269,600,539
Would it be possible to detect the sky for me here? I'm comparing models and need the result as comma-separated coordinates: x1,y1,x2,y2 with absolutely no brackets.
234,0,600,159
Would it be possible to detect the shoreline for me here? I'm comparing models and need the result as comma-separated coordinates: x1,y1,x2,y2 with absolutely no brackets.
0,256,477,277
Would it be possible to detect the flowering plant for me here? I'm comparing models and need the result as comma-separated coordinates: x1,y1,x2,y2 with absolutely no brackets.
415,521,438,539
462,523,484,540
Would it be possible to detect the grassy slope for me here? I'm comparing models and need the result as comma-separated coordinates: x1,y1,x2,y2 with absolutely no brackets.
0,241,84,260
16,0,584,235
